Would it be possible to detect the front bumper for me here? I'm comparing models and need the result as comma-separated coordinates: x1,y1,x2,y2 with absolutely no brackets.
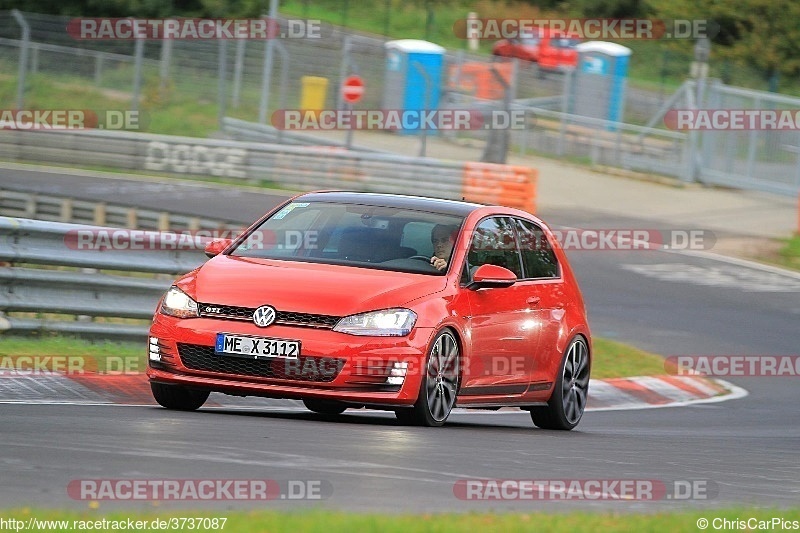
146,314,433,406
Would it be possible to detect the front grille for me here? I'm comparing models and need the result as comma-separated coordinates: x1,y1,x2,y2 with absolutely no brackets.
198,303,340,329
178,343,344,383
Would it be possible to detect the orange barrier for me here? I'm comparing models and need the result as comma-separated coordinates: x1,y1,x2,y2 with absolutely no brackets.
448,62,513,100
461,162,537,214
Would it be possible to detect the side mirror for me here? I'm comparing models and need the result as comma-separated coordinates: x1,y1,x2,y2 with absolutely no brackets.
204,238,232,258
467,264,517,290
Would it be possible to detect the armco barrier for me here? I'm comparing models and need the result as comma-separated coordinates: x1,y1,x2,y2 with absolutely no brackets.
0,189,236,230
0,128,538,214
0,217,207,340
221,117,388,153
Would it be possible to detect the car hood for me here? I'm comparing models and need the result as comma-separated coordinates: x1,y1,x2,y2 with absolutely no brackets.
177,255,448,317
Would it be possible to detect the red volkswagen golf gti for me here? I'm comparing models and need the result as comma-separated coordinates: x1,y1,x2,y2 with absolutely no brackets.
147,192,591,429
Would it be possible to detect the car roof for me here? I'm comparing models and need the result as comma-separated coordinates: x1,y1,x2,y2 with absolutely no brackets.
295,191,485,217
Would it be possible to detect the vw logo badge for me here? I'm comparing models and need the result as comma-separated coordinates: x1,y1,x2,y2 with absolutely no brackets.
253,305,277,327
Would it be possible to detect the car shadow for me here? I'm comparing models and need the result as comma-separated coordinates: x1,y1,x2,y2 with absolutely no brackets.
143,405,590,433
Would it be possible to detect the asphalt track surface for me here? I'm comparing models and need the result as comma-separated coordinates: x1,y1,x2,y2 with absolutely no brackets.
1,166,799,512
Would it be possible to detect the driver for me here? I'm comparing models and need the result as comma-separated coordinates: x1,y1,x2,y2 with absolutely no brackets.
430,224,458,271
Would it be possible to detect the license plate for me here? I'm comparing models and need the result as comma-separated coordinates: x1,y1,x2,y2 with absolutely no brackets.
214,333,300,359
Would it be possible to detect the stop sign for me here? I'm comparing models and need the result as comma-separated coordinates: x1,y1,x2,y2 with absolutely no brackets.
341,75,364,104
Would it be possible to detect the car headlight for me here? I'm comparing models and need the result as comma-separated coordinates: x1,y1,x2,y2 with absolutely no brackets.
333,308,417,336
160,286,199,318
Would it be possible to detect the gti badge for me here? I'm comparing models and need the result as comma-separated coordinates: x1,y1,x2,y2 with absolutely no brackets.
253,305,277,327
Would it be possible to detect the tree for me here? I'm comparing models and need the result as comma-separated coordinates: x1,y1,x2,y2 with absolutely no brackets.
572,0,650,18
0,0,265,17
653,0,800,82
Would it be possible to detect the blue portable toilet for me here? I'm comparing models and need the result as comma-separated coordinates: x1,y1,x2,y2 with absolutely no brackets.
383,39,445,134
569,41,632,128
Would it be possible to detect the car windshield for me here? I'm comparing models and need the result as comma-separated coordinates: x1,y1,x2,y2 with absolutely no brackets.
229,201,465,275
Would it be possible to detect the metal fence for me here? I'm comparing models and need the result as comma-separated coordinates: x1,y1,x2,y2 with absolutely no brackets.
0,217,207,340
3,10,800,196
0,11,666,128
697,80,800,196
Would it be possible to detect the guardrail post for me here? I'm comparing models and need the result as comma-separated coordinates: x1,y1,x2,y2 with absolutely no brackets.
25,194,36,218
158,212,170,231
93,203,107,225
60,198,73,223
127,208,138,229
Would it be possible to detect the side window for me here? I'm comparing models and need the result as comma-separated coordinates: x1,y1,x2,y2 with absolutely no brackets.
466,217,523,279
515,218,560,279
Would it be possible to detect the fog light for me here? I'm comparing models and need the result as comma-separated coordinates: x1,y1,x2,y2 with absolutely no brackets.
385,361,408,386
148,337,161,362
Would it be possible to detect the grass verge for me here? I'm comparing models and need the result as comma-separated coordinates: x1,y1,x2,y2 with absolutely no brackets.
0,508,797,532
590,337,667,379
0,336,143,373
0,334,666,379
775,234,800,272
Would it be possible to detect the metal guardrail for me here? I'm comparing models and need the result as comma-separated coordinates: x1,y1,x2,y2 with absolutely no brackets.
441,91,691,181
0,128,468,199
222,118,388,153
0,188,236,230
510,106,690,180
0,217,208,341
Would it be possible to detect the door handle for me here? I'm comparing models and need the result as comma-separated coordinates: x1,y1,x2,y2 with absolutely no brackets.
526,296,541,306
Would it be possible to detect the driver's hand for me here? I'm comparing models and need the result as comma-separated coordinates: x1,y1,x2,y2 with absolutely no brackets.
431,255,448,271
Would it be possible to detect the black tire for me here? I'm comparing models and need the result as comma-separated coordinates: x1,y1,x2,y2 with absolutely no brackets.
395,329,460,427
530,336,590,430
151,382,210,411
393,408,417,425
302,398,348,415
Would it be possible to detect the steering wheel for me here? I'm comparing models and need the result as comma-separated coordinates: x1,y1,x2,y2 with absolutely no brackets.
408,255,433,262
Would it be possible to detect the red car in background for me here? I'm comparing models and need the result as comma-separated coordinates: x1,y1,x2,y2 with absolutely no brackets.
147,192,591,430
492,29,581,71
